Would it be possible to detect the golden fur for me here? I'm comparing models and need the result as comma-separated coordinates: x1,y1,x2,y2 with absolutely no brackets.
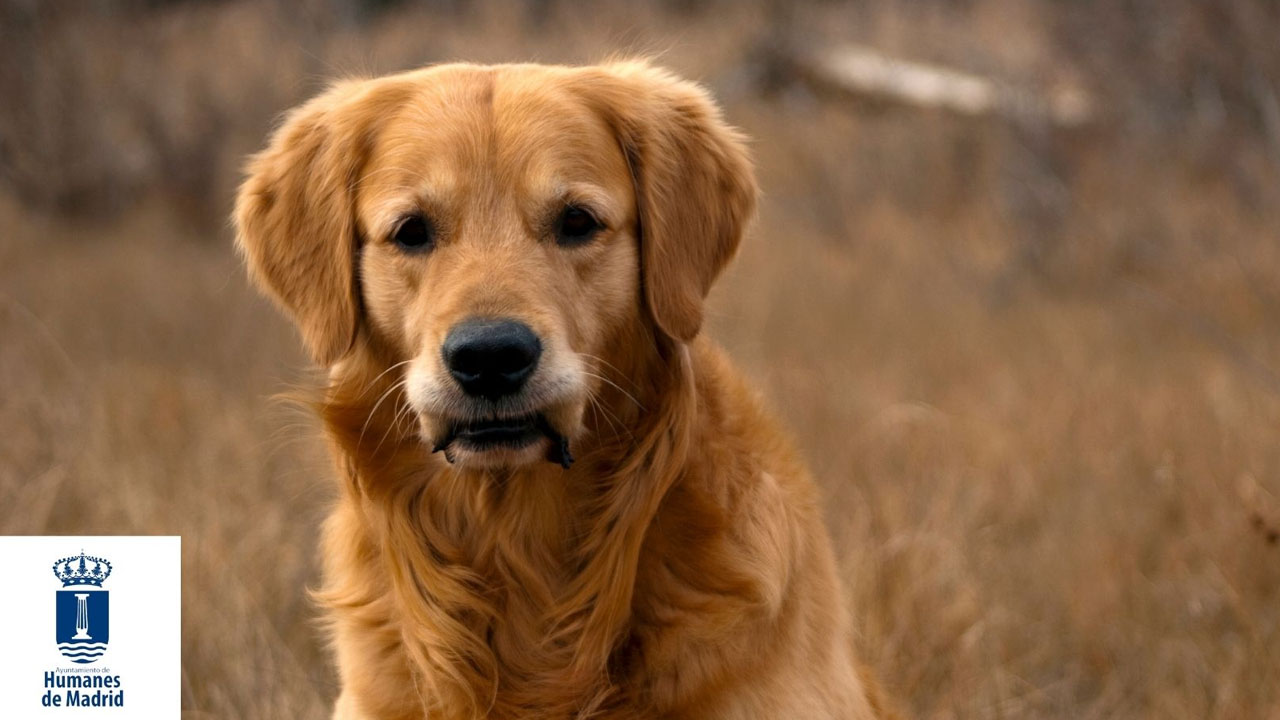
235,60,889,719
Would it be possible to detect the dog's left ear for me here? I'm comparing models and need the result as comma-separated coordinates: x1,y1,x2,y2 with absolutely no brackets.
580,62,758,343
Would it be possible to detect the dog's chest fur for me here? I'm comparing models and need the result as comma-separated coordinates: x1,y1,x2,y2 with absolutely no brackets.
319,347,804,720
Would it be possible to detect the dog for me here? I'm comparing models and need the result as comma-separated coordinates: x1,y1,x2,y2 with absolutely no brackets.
235,60,890,720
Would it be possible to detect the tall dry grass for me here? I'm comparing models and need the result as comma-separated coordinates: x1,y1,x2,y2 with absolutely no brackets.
2,1,1278,717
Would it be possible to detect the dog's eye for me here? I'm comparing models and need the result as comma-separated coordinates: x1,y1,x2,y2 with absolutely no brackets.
556,206,601,246
392,215,434,252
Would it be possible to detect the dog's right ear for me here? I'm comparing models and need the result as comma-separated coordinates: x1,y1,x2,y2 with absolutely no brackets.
233,80,401,365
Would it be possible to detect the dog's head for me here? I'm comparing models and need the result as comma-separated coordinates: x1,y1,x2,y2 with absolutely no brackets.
235,61,755,469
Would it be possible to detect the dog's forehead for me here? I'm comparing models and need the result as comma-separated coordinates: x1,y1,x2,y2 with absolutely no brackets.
365,66,627,203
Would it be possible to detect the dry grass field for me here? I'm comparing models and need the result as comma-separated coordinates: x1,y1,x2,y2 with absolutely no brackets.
3,1,1280,717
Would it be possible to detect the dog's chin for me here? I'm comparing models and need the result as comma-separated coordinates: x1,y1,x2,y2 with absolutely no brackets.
444,437,552,470
423,411,576,470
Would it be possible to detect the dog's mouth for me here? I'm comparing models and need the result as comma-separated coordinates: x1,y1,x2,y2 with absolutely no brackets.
432,413,573,468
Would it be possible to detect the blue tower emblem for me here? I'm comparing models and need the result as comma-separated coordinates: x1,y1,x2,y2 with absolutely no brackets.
52,551,111,664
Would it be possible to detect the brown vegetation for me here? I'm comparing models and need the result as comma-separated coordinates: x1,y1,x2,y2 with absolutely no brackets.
2,1,1278,717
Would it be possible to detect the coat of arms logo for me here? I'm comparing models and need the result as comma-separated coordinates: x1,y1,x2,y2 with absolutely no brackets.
52,551,111,664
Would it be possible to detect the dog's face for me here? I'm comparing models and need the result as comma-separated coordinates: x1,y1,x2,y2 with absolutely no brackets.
235,62,755,470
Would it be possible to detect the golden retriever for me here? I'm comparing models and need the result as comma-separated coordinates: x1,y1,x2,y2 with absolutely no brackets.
235,60,891,720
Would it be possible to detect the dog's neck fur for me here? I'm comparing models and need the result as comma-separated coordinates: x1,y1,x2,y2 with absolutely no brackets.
319,324,705,718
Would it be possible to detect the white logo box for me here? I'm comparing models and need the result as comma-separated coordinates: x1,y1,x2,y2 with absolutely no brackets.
0,536,180,719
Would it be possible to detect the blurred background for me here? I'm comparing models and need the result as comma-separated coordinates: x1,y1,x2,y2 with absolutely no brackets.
2,0,1279,717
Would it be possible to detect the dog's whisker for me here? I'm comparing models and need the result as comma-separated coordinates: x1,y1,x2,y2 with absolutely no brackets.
583,391,610,439
581,370,645,411
588,389,629,445
585,388,630,443
579,353,642,394
357,378,409,454
394,396,419,436
356,359,415,400
371,391,416,457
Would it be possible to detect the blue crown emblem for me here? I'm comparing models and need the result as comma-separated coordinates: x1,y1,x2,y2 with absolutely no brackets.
52,550,113,587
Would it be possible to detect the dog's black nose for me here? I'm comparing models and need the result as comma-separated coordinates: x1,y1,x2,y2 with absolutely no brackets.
442,319,542,400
